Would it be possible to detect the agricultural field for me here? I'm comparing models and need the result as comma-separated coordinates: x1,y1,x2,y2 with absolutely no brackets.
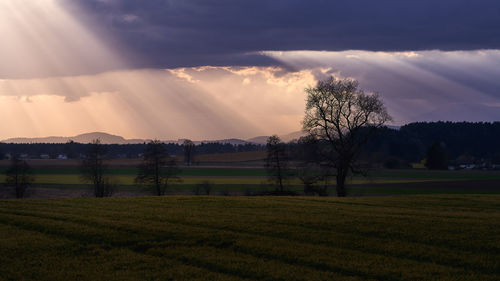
0,195,498,280
1,158,500,197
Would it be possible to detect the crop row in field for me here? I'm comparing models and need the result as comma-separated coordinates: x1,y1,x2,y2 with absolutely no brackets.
3,166,500,178
0,195,498,280
2,167,500,197
0,174,469,186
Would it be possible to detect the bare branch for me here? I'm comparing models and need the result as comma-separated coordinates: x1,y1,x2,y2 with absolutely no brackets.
302,77,392,197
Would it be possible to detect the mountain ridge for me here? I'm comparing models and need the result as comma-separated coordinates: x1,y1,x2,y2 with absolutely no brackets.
1,131,308,145
1,132,148,145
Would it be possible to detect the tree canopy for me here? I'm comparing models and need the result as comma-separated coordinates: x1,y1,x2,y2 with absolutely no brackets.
303,77,391,196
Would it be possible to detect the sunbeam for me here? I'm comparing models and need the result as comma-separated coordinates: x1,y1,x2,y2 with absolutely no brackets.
0,0,125,79
0,68,313,140
1,2,499,141
0,0,280,140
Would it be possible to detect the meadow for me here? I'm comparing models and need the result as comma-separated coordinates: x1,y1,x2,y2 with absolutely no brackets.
1,160,500,197
0,195,498,280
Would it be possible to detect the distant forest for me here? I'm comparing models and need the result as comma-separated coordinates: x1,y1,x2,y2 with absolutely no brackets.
0,142,263,160
1,122,499,166
360,121,500,166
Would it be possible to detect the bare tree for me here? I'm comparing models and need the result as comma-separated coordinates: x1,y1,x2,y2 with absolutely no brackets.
135,140,180,196
303,77,391,197
183,139,195,166
81,139,112,197
5,156,34,198
265,135,290,193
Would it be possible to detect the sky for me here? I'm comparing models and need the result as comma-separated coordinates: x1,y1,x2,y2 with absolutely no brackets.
1,0,500,140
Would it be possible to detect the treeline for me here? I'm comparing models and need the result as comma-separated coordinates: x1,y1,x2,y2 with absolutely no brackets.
271,120,500,169
363,122,500,164
1,121,499,165
360,121,500,166
282,121,500,167
0,142,264,159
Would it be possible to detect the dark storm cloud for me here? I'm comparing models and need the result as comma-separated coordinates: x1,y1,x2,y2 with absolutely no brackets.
264,50,500,123
64,0,500,68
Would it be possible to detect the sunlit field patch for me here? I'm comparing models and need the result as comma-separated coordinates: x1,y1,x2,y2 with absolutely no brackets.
0,195,498,280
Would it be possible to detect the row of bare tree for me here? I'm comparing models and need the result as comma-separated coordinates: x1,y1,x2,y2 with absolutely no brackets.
4,77,390,198
3,138,193,198
80,139,195,197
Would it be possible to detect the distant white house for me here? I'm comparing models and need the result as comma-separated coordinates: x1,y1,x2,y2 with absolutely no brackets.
459,164,476,170
40,154,50,159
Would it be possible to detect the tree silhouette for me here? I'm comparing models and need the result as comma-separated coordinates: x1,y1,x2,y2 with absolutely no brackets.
135,140,180,196
183,139,195,166
265,135,290,193
80,139,112,197
5,156,34,198
303,77,391,197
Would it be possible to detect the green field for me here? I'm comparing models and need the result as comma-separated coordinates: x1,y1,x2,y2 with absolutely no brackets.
2,166,500,179
2,166,500,196
0,195,498,280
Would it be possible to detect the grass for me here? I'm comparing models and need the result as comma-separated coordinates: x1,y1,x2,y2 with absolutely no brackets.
349,186,500,195
368,169,500,180
1,174,459,186
1,167,500,196
0,195,498,280
2,166,500,178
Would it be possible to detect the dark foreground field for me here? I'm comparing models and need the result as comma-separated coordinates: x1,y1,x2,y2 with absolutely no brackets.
0,195,499,280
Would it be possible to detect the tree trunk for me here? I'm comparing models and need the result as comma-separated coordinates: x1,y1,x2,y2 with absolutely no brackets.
276,152,283,193
14,173,20,198
155,158,161,196
336,166,348,197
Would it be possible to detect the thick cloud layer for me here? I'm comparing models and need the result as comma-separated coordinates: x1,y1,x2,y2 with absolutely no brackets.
1,1,499,139
264,50,500,124
64,0,500,69
2,50,500,140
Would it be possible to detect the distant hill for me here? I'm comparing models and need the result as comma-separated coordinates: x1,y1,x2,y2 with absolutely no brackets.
280,130,307,142
2,132,148,144
246,131,307,144
246,136,269,144
1,131,308,145
199,138,249,145
173,138,249,145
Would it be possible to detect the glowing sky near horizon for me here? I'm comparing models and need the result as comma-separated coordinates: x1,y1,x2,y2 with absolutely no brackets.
0,0,499,140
